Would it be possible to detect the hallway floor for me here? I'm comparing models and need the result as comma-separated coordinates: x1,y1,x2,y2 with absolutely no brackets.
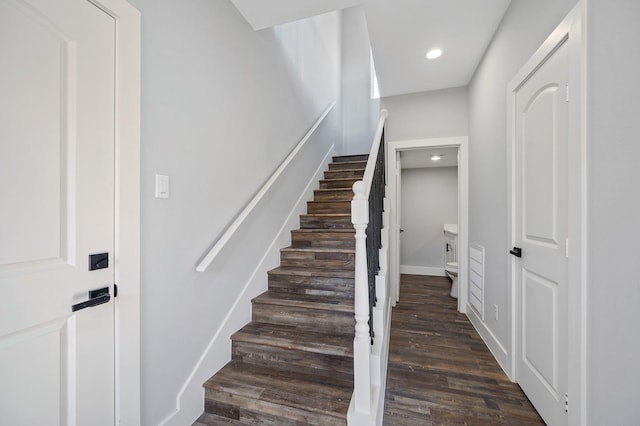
383,275,545,425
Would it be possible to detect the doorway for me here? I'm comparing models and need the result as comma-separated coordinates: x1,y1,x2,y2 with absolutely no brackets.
387,136,468,312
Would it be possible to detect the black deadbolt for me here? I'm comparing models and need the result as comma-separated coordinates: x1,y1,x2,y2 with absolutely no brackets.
89,253,109,271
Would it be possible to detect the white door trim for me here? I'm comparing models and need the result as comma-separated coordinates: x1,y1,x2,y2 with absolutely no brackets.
507,3,586,424
90,0,141,424
387,136,469,314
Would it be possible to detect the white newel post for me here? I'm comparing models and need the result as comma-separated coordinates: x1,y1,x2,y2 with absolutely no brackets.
351,181,372,414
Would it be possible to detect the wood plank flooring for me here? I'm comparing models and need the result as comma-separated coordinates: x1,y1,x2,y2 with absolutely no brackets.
383,274,545,425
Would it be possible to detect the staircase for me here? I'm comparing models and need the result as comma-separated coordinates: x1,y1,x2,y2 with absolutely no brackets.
194,155,368,426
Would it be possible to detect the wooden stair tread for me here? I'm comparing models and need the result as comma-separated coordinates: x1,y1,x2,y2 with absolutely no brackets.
332,154,368,162
232,322,353,357
300,213,351,218
193,412,245,425
253,291,353,312
281,246,354,254
268,266,354,279
291,228,354,234
204,361,351,421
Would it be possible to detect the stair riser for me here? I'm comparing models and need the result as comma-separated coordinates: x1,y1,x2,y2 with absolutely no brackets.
252,304,355,335
268,283,353,298
268,275,354,297
291,232,355,249
280,251,355,270
324,170,364,180
332,155,368,163
313,192,353,202
232,342,354,379
319,179,360,190
300,216,352,229
306,201,351,214
204,393,346,426
328,161,367,171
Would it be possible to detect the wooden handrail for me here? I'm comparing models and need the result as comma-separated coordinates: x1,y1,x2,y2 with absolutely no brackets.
196,102,336,272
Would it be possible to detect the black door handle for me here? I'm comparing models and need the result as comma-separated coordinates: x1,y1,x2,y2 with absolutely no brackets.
510,247,522,258
72,287,111,312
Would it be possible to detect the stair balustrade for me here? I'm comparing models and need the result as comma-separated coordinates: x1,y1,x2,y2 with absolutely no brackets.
349,109,390,423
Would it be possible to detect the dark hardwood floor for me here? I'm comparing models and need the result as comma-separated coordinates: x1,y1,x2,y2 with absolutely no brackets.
383,274,545,425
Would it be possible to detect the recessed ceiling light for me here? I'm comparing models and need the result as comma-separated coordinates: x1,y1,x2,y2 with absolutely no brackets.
426,49,442,59
431,155,441,161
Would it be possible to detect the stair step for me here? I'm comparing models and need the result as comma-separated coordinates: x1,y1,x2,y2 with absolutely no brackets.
231,322,353,377
319,178,361,190
306,201,351,214
268,267,354,298
328,160,368,171
300,214,352,229
280,246,354,270
252,291,354,334
324,169,365,180
313,188,354,201
193,412,245,425
332,154,368,163
204,361,350,425
290,229,354,249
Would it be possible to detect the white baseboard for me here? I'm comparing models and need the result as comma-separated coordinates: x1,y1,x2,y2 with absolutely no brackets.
159,146,336,426
466,303,513,380
399,265,446,276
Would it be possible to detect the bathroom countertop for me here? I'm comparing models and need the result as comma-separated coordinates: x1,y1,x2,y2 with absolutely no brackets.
444,223,458,235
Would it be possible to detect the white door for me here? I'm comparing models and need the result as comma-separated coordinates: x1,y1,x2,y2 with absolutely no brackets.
513,39,569,425
0,0,116,424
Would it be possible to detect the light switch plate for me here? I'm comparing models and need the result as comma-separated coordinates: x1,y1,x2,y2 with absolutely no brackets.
155,174,170,199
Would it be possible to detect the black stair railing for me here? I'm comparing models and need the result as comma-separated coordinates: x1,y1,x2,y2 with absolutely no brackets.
365,130,385,341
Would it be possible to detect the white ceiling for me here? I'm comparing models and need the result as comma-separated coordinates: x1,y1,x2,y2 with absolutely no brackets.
230,0,511,97
364,0,511,97
400,147,459,169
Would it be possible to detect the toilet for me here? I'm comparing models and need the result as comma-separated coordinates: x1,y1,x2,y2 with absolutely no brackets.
443,224,458,298
445,261,459,298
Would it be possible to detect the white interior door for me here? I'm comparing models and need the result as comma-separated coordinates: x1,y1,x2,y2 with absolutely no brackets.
513,39,569,425
0,0,116,423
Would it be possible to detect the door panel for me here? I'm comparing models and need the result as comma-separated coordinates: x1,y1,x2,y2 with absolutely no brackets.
515,39,569,425
0,0,116,423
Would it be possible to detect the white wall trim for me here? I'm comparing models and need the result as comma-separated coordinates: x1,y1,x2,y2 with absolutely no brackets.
387,136,469,314
399,265,446,277
159,145,337,426
466,306,511,379
92,0,142,424
506,3,586,423
196,101,336,272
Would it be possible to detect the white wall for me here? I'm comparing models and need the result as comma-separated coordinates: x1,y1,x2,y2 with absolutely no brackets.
126,1,343,424
341,6,381,155
467,0,577,356
382,87,469,141
586,0,640,423
400,167,458,274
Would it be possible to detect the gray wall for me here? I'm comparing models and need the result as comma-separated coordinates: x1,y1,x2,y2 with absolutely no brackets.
400,167,458,272
382,87,469,141
467,0,577,354
586,0,640,423
126,1,343,423
341,6,381,155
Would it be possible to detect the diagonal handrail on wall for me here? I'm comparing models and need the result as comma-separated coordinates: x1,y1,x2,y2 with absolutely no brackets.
196,102,336,272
